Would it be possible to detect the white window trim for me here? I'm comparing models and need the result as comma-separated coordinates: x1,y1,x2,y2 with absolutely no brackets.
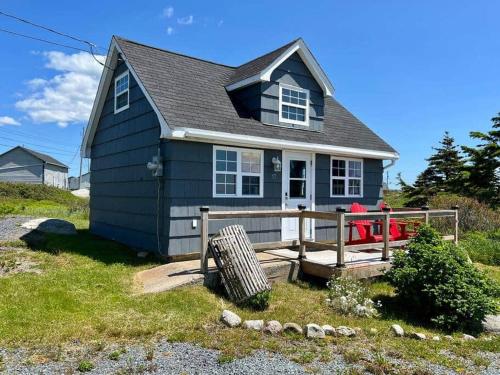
213,146,264,198
330,156,364,198
114,70,130,114
278,83,309,126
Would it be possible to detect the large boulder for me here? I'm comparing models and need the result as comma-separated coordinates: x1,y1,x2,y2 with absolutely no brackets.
305,324,325,339
21,218,76,235
242,320,264,331
220,310,241,328
263,320,282,335
483,315,500,335
283,322,303,335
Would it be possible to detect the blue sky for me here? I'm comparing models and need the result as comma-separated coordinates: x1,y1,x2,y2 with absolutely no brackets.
0,1,498,184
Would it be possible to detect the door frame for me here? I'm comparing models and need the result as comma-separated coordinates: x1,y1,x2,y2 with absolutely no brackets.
281,150,315,241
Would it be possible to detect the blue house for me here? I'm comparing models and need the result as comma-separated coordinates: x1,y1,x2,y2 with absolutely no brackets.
81,36,398,260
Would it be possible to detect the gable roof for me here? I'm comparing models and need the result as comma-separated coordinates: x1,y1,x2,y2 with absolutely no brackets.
0,146,68,169
82,36,398,160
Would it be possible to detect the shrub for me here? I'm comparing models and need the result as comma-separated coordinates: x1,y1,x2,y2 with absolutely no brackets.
77,360,94,372
429,194,500,234
385,225,498,332
326,276,380,317
460,230,500,266
243,290,271,311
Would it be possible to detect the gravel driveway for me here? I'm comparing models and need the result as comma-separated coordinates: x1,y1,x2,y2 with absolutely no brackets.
0,216,34,243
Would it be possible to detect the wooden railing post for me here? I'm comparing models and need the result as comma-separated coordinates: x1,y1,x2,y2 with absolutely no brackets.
336,207,346,267
382,206,391,261
200,206,209,273
297,204,307,259
421,205,430,225
452,205,459,245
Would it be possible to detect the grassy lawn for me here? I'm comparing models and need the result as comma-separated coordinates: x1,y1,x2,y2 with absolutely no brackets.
0,186,498,372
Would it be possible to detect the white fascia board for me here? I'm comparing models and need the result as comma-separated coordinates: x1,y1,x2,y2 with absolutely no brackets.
167,127,399,160
81,38,172,158
225,40,335,97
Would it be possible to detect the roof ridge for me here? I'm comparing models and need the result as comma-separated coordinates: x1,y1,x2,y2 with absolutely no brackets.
114,36,236,69
234,38,300,69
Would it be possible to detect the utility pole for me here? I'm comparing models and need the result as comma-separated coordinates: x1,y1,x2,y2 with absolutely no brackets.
79,125,84,189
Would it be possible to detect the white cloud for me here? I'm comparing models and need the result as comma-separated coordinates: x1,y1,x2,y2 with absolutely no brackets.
15,51,105,127
0,116,20,126
177,15,194,25
217,19,224,27
167,27,174,35
162,6,174,18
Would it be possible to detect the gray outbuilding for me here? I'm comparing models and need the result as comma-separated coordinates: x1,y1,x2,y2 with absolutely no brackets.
0,146,68,188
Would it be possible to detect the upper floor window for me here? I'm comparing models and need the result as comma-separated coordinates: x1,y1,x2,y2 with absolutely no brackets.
213,146,264,198
114,71,129,114
331,157,363,197
279,84,309,126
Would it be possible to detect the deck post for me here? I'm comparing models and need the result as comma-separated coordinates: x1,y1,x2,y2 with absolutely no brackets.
382,206,391,261
452,205,459,245
336,207,346,267
298,204,307,259
200,206,209,274
421,205,430,224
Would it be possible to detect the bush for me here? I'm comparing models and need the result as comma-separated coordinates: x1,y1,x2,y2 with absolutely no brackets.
243,290,271,311
429,194,500,234
460,230,500,266
326,276,380,317
385,225,498,332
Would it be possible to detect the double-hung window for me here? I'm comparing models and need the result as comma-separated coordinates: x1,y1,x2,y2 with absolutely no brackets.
214,146,263,197
114,71,129,113
279,84,309,126
331,157,363,197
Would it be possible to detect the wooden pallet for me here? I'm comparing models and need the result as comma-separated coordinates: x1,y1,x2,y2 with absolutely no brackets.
209,225,271,303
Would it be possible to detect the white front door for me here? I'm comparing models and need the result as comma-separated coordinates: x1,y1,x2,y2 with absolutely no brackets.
282,151,314,241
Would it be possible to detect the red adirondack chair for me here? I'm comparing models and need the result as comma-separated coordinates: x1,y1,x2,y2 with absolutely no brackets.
379,202,420,240
347,202,394,245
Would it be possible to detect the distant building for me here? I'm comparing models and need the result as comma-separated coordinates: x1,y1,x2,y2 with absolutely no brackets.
69,172,90,190
0,146,68,188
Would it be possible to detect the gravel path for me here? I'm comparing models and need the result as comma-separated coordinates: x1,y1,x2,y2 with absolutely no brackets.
0,216,34,243
0,341,498,374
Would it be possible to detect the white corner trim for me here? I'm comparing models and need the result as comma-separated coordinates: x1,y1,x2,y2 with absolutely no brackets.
81,37,173,158
168,127,399,160
225,39,334,97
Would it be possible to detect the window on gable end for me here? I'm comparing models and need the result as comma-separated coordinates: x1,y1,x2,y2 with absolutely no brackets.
279,84,309,126
114,71,129,113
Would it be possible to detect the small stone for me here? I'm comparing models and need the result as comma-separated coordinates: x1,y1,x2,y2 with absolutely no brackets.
242,320,264,331
321,325,335,336
432,336,440,341
137,251,149,258
263,320,282,335
369,328,378,335
283,323,303,335
336,326,356,337
391,324,404,337
444,335,453,340
462,334,476,341
411,332,426,340
305,324,325,339
220,310,241,328
482,315,500,335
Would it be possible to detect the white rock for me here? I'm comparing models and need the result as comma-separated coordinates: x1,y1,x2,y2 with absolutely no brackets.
21,218,76,235
444,335,453,340
483,315,500,335
137,251,149,258
391,324,404,337
369,328,378,335
432,336,440,341
462,334,476,341
411,332,426,340
336,326,356,337
220,310,241,328
321,325,335,336
283,322,303,335
242,320,264,331
305,324,325,339
263,320,282,335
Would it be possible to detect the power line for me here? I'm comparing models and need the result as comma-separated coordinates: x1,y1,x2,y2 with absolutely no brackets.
0,28,90,53
0,126,80,147
0,136,75,155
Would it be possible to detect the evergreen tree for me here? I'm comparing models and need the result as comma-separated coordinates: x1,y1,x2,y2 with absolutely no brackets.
462,114,500,207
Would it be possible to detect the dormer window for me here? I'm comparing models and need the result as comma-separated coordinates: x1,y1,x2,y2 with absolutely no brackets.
114,71,129,114
279,84,309,126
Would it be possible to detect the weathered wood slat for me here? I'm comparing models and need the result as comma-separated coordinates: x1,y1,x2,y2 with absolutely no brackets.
208,225,271,303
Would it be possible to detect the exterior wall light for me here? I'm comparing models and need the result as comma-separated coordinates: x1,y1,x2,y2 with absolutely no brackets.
272,156,282,172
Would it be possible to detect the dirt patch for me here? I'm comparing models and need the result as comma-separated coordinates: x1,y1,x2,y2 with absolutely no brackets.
0,252,41,277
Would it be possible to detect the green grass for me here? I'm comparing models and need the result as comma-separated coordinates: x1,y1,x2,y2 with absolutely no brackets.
460,230,500,266
382,190,408,208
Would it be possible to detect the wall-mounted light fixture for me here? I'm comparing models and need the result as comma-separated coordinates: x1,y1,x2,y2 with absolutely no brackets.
272,156,282,172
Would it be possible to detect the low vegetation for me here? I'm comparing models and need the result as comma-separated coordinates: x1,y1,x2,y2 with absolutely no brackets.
386,225,498,332
460,230,500,266
326,276,380,318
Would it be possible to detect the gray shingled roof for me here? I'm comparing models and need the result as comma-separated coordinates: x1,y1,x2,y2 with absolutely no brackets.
115,37,397,154
9,146,68,168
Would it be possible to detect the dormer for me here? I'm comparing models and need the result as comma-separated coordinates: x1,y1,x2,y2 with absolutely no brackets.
226,39,334,132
